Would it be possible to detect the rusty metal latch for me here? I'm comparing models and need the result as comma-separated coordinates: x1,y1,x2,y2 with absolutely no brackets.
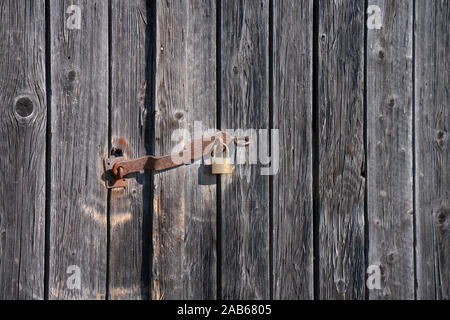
104,131,250,189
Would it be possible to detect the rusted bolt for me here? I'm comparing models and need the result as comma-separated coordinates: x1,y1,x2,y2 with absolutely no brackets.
113,165,125,178
118,166,125,178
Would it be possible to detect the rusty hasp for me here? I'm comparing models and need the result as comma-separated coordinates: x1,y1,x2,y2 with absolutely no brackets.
103,131,250,188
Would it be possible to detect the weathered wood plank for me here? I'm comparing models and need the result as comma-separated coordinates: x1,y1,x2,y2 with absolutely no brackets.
318,0,366,299
49,0,109,299
220,0,270,299
415,0,449,300
0,0,46,300
152,0,217,300
183,0,217,300
272,0,314,299
367,0,414,300
152,0,188,300
109,0,152,300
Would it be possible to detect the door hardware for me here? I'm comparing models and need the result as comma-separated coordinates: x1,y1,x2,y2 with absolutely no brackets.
104,131,250,189
211,144,234,174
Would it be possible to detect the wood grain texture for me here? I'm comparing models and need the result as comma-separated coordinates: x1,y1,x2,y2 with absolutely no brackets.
272,0,313,300
1,0,448,301
0,0,46,300
318,0,366,300
220,0,270,299
367,0,414,300
152,0,188,300
49,0,108,299
415,0,449,300
109,0,152,300
152,0,217,300
183,0,217,300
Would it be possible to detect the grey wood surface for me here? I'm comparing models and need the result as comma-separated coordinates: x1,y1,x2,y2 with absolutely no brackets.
0,0,448,300
152,0,188,300
109,0,152,300
0,0,46,300
317,1,366,299
272,0,314,300
367,0,414,300
48,0,109,299
183,0,217,300
415,0,449,300
220,0,270,300
152,0,217,300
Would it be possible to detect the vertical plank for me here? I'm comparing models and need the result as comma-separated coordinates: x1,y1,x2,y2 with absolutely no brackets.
415,0,449,300
109,0,152,300
183,0,217,299
152,0,187,300
367,0,414,299
318,1,366,299
272,0,313,299
220,0,270,299
49,0,108,299
152,0,217,299
0,0,46,300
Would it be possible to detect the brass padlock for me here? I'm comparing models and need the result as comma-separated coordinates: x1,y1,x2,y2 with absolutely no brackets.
211,144,234,174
